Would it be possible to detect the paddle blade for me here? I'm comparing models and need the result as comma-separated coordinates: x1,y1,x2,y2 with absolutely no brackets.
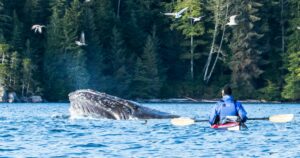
269,114,294,123
171,117,195,126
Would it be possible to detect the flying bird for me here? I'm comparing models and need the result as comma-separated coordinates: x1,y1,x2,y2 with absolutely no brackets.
164,7,188,19
297,26,300,30
31,25,45,34
75,32,87,46
226,15,238,26
189,16,205,23
85,0,90,2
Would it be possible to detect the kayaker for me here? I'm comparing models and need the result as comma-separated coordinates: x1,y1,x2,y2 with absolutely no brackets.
209,85,247,125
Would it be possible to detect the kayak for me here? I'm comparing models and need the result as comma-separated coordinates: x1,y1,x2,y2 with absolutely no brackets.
211,122,240,131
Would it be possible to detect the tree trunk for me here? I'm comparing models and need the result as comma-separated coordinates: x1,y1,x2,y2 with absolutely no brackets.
281,0,285,55
26,82,30,96
190,35,194,80
206,3,229,82
22,83,25,97
117,0,121,18
203,5,220,81
1,53,4,64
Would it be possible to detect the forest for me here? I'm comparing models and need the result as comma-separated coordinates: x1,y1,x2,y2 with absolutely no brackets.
0,0,299,101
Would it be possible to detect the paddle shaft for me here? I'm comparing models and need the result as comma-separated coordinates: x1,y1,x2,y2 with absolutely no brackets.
194,119,209,122
194,117,269,122
171,114,293,126
248,117,269,120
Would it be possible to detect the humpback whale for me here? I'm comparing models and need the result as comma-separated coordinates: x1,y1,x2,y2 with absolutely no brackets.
69,89,179,120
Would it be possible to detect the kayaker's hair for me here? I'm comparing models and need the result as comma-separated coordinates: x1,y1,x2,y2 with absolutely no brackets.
223,85,232,95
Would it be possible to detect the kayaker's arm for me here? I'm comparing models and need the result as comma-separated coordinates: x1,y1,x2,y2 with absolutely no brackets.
209,104,220,125
236,102,248,122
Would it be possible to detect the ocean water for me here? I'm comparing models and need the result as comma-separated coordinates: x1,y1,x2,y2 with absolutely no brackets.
0,103,299,158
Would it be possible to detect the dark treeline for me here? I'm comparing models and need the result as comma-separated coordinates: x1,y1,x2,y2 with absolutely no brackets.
0,0,299,101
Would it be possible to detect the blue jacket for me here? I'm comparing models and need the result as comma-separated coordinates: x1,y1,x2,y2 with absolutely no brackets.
209,95,247,125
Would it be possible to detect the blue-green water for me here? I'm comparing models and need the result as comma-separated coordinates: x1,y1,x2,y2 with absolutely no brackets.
0,103,299,157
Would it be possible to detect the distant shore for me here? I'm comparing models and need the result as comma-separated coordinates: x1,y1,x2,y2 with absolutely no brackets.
2,97,298,104
136,98,299,104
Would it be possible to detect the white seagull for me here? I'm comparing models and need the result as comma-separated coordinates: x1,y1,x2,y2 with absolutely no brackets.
190,16,205,23
297,26,300,30
75,32,87,46
85,0,90,2
226,15,238,26
164,7,188,19
31,24,45,34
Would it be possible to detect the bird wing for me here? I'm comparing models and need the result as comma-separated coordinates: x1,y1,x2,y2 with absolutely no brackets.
229,15,237,22
164,13,176,16
177,7,188,15
80,32,85,43
31,25,38,30
199,15,205,19
75,41,82,46
38,27,42,33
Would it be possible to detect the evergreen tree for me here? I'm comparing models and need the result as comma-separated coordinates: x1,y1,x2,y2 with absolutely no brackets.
259,80,281,101
21,58,36,97
228,0,264,98
0,43,10,87
122,10,145,57
10,51,21,91
93,0,115,47
106,26,131,96
0,44,21,92
24,0,49,25
130,31,161,99
285,0,300,54
49,0,67,17
44,5,66,101
63,0,81,50
258,0,285,97
11,11,24,52
130,57,147,98
21,40,39,96
281,51,300,100
23,0,33,26
282,0,300,100
0,0,11,41
24,0,50,96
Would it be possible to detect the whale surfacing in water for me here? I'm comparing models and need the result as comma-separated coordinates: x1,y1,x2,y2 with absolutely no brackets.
69,89,179,120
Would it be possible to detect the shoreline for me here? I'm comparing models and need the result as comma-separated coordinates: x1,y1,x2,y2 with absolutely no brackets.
0,98,299,104
136,98,299,104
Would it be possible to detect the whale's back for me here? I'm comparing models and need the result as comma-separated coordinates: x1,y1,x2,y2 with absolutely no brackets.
69,89,179,120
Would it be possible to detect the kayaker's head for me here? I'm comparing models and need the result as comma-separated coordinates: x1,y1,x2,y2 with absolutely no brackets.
222,85,232,97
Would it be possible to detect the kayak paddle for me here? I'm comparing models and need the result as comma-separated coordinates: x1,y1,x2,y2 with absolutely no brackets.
170,117,206,126
248,114,294,123
170,114,294,126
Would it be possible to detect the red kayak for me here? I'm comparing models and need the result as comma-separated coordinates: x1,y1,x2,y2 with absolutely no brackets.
211,122,240,130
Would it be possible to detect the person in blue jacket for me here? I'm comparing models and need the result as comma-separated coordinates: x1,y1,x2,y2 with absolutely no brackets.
209,85,247,125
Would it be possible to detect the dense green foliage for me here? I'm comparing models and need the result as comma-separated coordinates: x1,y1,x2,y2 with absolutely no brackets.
0,0,299,101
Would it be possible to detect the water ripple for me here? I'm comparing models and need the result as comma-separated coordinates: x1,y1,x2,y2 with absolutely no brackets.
71,143,108,148
0,103,299,157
